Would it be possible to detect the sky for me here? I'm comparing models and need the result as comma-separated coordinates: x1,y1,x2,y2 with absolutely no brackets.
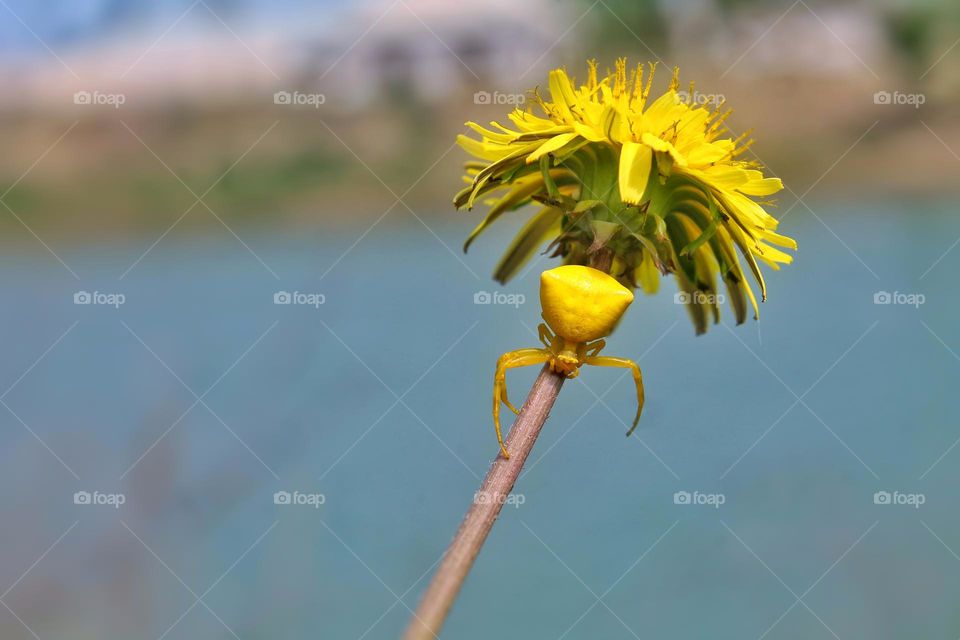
0,0,341,53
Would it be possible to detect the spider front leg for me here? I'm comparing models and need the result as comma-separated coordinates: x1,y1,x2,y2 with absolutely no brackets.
494,348,550,458
583,355,645,436
499,324,556,414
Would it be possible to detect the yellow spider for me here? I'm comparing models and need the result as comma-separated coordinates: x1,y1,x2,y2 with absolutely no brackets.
493,265,645,458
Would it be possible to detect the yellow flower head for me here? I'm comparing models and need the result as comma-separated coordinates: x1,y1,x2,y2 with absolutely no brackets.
455,59,797,334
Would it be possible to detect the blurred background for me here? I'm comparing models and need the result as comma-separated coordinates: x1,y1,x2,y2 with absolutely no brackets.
1,0,959,638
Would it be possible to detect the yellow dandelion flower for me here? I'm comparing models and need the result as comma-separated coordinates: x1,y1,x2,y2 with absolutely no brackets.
455,58,797,334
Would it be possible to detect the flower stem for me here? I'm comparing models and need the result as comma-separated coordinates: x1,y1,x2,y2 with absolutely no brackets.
403,364,566,639
405,252,612,638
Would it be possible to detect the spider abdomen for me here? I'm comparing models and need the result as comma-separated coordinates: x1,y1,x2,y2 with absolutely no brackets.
540,265,634,343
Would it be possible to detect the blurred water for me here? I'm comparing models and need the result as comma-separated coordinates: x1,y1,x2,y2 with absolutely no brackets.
1,199,959,639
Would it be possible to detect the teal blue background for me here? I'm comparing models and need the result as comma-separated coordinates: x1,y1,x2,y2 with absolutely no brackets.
3,197,959,638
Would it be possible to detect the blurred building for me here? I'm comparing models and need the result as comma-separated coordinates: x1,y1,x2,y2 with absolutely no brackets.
311,0,568,106
0,0,570,110
659,0,887,77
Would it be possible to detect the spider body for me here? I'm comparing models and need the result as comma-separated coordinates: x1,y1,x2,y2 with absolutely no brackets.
493,265,646,458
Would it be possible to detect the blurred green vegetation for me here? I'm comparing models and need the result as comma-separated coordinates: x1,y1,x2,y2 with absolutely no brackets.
884,6,939,71
580,0,667,55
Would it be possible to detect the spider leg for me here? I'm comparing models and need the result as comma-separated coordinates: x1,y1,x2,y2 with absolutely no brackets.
583,355,645,436
584,338,606,358
501,354,532,415
537,323,555,349
494,349,550,458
